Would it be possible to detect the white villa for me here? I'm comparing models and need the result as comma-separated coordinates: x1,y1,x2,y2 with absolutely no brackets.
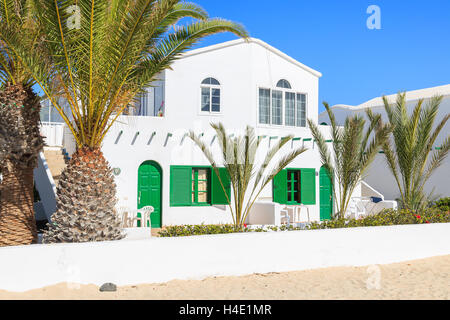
319,84,450,201
35,38,396,228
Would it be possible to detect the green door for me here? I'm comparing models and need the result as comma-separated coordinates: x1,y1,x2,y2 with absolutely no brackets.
138,161,162,228
319,166,333,221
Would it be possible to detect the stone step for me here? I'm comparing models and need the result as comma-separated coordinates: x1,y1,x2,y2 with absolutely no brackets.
43,148,67,186
151,228,162,237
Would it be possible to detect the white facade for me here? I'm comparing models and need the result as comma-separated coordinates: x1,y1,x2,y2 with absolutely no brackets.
101,38,330,227
319,85,450,200
37,38,392,226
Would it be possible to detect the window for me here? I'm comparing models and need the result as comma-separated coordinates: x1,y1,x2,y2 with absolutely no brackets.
201,78,221,113
170,166,231,206
258,88,270,124
287,170,301,203
258,79,307,127
285,92,296,126
276,79,292,89
192,168,210,205
134,79,165,117
271,90,283,125
273,168,316,205
296,93,306,127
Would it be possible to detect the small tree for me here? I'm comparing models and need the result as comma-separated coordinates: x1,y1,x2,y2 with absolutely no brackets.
189,123,307,228
308,103,392,219
381,93,449,212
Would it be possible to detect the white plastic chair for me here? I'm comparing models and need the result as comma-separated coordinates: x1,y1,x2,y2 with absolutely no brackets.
280,206,294,226
136,206,154,228
295,204,311,224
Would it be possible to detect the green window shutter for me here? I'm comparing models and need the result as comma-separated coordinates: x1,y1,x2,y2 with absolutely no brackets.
273,169,287,204
170,166,192,206
211,167,231,205
301,168,316,205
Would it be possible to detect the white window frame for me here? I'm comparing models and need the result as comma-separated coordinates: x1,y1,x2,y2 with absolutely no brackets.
200,78,222,115
257,85,308,128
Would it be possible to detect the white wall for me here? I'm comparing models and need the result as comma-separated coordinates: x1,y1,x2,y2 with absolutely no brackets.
100,39,328,226
101,118,333,225
33,152,57,221
1,223,449,292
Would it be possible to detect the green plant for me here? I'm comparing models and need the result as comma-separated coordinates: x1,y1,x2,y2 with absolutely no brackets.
432,197,450,212
382,93,450,212
308,103,392,219
158,224,247,237
1,0,248,243
189,123,307,229
307,208,450,230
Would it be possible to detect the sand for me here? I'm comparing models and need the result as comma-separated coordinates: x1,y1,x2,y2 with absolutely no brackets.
1,255,449,300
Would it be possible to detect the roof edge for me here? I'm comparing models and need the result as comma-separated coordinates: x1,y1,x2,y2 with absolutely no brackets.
323,84,450,114
179,38,322,78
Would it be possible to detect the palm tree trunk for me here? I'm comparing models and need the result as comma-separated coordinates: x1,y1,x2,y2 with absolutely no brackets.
43,147,124,243
0,161,37,246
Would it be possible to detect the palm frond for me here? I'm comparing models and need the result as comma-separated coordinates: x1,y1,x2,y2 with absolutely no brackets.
3,0,249,149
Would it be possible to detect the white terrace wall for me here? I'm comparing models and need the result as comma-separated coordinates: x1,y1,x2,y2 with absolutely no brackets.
1,223,449,292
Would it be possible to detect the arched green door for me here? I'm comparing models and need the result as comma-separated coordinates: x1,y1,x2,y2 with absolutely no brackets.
319,166,333,221
138,161,162,228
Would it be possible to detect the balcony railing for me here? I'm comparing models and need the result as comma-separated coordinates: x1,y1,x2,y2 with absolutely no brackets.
40,122,65,147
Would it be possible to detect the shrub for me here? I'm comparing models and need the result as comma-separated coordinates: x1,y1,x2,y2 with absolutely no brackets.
158,224,305,237
158,224,247,237
432,197,450,212
307,208,450,230
158,209,450,237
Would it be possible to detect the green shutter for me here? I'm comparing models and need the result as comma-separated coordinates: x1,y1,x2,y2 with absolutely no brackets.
273,169,287,204
211,167,231,205
301,168,316,205
170,166,192,206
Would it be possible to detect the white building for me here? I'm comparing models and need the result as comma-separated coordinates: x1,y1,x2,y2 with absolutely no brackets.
36,38,395,227
319,84,450,201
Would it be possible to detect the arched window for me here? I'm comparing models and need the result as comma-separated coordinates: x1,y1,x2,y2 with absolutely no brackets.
202,77,220,86
201,77,221,113
276,79,292,89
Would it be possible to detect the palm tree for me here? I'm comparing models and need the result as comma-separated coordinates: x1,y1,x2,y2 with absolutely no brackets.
1,0,248,243
190,123,307,228
308,103,392,219
0,0,45,246
381,93,449,212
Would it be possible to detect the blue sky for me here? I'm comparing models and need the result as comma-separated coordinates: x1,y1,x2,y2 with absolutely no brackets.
192,0,450,112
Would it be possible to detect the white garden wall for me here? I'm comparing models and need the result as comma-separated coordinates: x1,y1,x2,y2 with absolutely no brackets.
0,223,449,292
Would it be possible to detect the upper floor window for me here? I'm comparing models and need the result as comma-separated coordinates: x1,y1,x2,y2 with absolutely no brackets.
201,77,221,113
276,79,292,89
259,79,307,127
132,78,165,117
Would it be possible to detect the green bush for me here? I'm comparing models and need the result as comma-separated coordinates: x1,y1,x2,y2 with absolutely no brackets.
307,208,450,230
432,197,450,212
158,224,248,237
158,208,450,237
158,223,305,237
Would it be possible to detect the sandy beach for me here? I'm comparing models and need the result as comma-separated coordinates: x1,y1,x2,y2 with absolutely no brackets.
1,255,449,300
